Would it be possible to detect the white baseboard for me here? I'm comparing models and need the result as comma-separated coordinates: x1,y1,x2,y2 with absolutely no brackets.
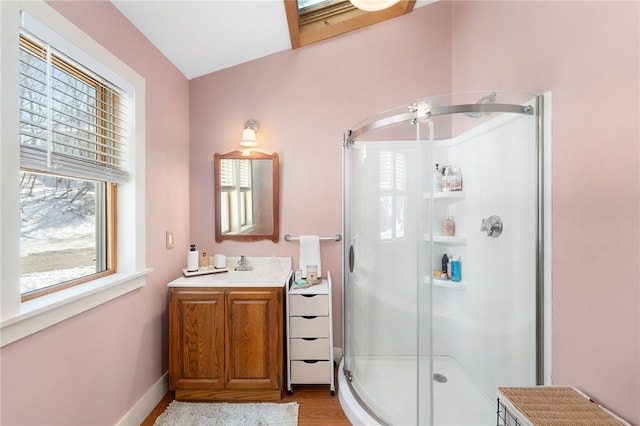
116,372,168,426
333,347,343,365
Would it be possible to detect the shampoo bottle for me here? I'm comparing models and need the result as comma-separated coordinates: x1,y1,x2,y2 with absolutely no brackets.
441,253,449,278
443,216,455,236
453,167,463,191
187,244,199,271
433,164,442,192
451,256,461,282
442,167,451,192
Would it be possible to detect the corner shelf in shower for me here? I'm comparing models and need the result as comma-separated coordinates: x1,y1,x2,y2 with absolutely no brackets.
425,275,468,290
424,235,467,245
424,191,466,201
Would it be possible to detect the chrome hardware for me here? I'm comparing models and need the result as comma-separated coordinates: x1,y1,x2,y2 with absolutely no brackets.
345,368,353,382
284,234,341,242
481,215,503,237
465,91,497,118
234,255,252,271
433,373,448,383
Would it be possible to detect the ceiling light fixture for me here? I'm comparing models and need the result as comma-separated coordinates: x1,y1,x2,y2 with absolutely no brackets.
240,119,259,148
349,0,401,12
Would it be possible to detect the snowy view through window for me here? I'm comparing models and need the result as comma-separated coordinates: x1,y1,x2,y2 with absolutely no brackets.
20,172,98,295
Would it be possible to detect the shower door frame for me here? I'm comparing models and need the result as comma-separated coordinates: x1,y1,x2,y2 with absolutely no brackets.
341,95,545,425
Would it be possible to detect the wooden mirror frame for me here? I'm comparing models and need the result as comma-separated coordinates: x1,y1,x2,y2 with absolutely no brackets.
214,150,279,243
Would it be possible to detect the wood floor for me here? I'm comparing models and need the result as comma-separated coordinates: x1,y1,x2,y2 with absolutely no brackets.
141,369,352,425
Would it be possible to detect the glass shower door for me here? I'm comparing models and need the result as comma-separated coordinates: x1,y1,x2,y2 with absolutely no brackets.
343,132,433,425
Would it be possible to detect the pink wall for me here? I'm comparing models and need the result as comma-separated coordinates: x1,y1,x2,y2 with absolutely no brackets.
188,2,453,347
2,1,636,425
451,2,639,424
1,1,190,424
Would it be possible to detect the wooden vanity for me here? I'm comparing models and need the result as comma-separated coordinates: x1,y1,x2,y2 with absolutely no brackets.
167,257,291,401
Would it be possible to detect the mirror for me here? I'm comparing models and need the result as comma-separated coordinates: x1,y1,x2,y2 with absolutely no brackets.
214,150,279,242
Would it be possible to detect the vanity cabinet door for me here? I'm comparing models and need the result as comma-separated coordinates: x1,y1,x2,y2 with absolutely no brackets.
169,289,225,391
225,289,282,391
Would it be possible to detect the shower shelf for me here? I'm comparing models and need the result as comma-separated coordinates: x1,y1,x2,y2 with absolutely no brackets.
429,276,468,290
424,191,466,201
425,235,467,245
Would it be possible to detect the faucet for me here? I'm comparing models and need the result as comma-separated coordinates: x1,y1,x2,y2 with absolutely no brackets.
235,255,252,271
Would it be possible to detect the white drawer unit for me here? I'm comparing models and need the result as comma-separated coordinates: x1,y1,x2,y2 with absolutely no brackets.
286,271,335,395
290,338,330,359
289,316,330,338
289,294,329,316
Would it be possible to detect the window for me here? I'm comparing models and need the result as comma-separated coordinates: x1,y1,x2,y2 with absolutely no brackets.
1,1,147,347
379,150,406,240
284,0,416,48
18,32,125,301
220,159,254,234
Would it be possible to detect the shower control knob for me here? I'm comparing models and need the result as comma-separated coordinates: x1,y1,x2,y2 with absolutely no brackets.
480,215,503,237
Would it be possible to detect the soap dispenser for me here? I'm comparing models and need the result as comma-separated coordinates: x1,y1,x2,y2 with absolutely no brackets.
187,244,199,272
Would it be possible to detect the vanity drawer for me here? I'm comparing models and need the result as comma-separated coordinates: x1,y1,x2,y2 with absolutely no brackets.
289,316,330,338
290,360,332,384
289,294,329,316
290,338,330,360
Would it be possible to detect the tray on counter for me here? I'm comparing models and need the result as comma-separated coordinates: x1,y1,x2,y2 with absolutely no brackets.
182,267,228,277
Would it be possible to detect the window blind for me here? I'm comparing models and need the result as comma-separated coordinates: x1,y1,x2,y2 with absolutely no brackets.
239,159,251,192
220,159,234,191
18,32,129,184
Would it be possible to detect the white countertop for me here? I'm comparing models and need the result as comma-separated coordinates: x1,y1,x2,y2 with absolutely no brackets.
168,256,292,288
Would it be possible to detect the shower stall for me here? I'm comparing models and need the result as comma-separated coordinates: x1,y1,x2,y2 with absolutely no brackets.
339,92,545,425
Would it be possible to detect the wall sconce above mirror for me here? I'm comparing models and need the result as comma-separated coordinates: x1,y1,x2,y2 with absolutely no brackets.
214,150,279,243
240,119,259,149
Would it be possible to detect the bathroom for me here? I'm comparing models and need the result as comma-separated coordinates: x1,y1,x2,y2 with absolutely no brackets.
0,1,637,425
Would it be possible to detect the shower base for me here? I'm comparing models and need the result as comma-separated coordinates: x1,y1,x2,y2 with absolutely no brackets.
338,355,495,425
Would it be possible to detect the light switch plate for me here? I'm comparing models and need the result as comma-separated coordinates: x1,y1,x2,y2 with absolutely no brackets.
166,231,174,249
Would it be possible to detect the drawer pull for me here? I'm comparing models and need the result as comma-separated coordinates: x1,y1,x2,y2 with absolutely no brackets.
302,337,318,341
302,315,318,319
303,360,319,364
301,294,317,298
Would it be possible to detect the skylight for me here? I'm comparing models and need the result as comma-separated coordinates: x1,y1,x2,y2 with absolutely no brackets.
297,0,329,9
285,0,416,49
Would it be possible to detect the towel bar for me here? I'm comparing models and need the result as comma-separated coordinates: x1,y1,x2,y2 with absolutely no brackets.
284,234,342,242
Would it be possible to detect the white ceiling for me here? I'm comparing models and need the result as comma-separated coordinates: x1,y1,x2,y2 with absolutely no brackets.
111,1,431,80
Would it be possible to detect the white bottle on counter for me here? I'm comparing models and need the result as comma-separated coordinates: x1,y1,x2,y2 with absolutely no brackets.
187,244,199,271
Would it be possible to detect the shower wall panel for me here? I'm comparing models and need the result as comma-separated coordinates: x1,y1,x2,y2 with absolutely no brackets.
431,112,537,398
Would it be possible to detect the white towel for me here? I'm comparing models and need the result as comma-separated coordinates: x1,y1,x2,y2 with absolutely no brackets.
299,235,322,279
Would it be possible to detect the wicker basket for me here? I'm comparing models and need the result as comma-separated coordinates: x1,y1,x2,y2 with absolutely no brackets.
496,386,630,426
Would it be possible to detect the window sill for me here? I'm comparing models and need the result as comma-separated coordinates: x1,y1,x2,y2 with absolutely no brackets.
0,268,152,347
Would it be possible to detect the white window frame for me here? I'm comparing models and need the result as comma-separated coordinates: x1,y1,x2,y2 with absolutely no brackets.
0,0,150,347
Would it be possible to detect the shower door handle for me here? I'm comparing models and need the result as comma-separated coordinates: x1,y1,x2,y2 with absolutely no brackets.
349,245,354,273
